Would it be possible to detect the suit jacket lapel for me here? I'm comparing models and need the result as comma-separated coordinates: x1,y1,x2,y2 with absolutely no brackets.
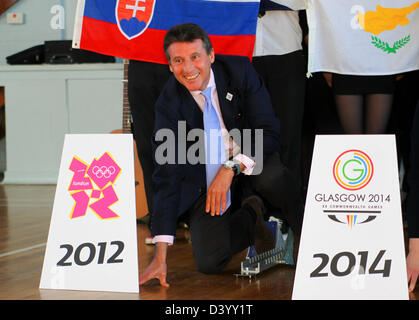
177,82,203,130
212,62,235,132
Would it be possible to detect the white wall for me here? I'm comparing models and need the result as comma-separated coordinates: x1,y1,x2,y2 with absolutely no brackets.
0,0,79,65
0,1,125,183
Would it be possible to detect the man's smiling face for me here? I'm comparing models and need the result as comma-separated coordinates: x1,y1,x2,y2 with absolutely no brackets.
167,39,215,92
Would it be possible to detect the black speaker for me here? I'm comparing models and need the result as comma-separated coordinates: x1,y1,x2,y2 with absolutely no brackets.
6,44,45,65
44,40,115,64
6,41,116,65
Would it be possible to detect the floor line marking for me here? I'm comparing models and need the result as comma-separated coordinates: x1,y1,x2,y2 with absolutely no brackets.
0,243,47,259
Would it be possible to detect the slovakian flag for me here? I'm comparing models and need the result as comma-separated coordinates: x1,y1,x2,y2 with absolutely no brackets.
72,0,260,64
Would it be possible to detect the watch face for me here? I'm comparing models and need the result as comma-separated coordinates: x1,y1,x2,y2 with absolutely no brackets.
224,160,235,169
224,160,238,175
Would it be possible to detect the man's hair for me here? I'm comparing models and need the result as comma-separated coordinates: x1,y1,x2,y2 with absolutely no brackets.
163,23,213,62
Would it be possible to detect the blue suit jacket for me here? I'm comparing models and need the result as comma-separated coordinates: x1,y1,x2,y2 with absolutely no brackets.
150,54,281,237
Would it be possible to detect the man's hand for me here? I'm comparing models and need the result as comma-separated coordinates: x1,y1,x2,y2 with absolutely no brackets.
139,242,170,287
407,238,419,292
206,167,234,216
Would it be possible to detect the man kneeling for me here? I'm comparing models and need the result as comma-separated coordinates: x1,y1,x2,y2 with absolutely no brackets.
139,23,303,287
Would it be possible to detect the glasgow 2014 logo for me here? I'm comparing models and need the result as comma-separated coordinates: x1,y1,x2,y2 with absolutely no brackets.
333,149,374,191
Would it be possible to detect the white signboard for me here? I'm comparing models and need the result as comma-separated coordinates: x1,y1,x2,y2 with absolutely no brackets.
292,135,408,300
40,134,139,293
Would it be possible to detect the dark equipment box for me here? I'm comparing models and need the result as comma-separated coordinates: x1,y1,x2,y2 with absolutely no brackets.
6,40,115,65
6,44,44,65
44,40,115,64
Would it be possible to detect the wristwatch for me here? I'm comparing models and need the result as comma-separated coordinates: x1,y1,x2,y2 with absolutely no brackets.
223,160,241,176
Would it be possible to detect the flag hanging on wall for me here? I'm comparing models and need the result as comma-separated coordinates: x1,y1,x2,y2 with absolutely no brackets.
73,0,260,64
306,0,419,75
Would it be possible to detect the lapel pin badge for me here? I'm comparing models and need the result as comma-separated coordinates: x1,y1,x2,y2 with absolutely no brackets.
226,92,233,101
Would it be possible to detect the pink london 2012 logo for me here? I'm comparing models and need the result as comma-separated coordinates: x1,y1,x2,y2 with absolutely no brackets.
68,152,121,220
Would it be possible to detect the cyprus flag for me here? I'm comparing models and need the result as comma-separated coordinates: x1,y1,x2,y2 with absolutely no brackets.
307,0,419,75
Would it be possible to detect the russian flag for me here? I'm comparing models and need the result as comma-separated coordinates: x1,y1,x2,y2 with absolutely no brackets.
73,0,260,64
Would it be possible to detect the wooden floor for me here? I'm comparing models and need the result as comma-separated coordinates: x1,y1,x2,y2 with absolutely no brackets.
0,184,418,300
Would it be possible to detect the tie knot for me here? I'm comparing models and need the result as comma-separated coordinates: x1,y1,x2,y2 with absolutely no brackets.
201,87,212,103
